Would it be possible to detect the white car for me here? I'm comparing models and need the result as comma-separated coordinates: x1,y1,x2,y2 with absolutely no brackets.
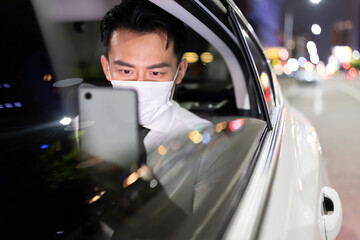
1,0,342,239
146,1,342,239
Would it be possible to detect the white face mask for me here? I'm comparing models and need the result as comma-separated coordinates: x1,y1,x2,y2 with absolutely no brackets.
109,66,179,126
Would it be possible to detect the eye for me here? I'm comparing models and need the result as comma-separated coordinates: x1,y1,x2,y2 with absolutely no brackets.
118,69,133,75
151,71,160,76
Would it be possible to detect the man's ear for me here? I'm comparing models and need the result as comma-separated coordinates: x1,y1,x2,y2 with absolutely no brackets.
175,58,188,84
101,55,111,81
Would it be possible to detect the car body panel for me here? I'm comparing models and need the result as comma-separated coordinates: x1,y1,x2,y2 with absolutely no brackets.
257,100,327,240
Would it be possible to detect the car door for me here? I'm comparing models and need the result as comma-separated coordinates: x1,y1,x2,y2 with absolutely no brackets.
150,1,281,239
221,1,342,240
217,2,285,239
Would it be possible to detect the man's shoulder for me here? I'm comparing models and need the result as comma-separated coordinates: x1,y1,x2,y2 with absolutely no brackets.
144,101,213,145
171,101,212,129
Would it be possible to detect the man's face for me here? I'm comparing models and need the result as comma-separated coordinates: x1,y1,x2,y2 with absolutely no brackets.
101,28,187,84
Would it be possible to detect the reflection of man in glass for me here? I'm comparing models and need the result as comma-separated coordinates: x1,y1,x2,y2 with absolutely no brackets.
100,0,211,154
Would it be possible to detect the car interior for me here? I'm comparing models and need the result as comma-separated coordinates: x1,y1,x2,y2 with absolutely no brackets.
174,26,240,122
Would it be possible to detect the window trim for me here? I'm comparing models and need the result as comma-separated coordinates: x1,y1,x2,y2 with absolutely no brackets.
188,0,262,119
224,0,279,113
227,6,273,130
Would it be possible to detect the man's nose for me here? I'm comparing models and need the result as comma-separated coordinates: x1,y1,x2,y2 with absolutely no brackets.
136,70,146,81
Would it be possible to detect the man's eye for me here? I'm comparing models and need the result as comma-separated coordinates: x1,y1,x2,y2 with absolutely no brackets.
121,70,132,74
151,72,160,76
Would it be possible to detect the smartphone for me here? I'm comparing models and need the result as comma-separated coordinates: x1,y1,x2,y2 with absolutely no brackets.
78,86,140,171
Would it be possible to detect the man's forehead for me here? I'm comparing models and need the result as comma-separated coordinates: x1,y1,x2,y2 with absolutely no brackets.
111,27,174,50
108,28,178,67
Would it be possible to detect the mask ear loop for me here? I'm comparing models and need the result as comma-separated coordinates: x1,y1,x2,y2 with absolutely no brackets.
169,65,180,100
108,65,112,81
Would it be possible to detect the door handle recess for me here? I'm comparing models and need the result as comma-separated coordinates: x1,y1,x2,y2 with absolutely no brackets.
318,186,342,240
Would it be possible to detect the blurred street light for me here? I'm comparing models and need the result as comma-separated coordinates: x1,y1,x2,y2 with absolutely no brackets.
353,50,360,60
311,24,322,35
310,0,321,4
60,117,72,126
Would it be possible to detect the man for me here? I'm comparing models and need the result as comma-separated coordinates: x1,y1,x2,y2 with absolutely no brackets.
99,0,215,215
99,0,212,156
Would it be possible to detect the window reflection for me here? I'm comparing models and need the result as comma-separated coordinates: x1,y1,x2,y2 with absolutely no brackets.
244,33,275,109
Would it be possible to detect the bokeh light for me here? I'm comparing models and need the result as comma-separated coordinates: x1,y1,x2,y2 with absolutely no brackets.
352,50,360,60
298,57,307,68
150,179,158,188
326,55,340,74
342,62,351,70
260,72,270,86
332,46,352,63
158,145,167,156
282,64,292,75
43,74,52,81
316,62,326,76
183,52,199,63
347,67,357,80
273,64,283,75
310,54,320,64
189,130,203,144
304,61,314,72
123,172,138,188
265,47,288,60
215,121,227,133
229,119,244,132
279,48,289,60
307,41,317,55
286,40,296,50
60,117,72,125
200,52,214,63
287,58,299,72
40,144,49,149
202,132,211,144
311,24,321,35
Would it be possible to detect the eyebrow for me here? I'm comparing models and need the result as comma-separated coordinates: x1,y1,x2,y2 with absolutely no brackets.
113,60,170,69
113,60,135,68
146,62,170,69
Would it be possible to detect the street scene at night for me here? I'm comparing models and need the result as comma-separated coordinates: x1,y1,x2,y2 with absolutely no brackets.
0,0,360,239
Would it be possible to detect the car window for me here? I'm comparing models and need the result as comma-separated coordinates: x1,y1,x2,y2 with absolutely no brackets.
1,1,270,239
244,34,276,111
230,12,276,113
174,26,239,120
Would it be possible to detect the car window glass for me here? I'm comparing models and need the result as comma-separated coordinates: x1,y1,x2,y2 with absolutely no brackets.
229,10,276,114
174,26,239,120
1,1,270,239
244,34,276,111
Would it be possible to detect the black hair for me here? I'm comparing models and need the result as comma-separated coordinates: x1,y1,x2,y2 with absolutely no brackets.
100,0,187,64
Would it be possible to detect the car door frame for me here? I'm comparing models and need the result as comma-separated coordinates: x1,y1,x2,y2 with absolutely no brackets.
171,0,286,238
150,0,285,238
219,1,287,239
